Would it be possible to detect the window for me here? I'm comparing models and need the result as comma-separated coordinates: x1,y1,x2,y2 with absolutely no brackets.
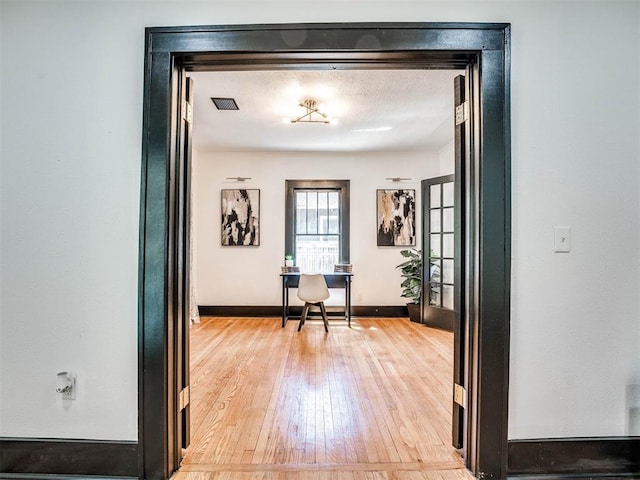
285,180,349,273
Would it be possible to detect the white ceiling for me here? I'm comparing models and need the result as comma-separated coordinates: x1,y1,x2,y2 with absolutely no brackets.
188,69,460,153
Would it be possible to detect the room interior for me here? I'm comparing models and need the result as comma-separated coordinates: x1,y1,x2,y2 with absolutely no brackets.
187,68,461,314
180,67,464,470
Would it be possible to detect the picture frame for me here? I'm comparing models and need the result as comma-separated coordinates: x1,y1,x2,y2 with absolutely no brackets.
221,189,260,246
376,189,416,246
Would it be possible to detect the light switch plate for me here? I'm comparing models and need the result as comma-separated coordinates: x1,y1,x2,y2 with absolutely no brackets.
554,226,571,252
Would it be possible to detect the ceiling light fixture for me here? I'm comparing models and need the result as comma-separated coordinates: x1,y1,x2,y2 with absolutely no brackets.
289,99,331,124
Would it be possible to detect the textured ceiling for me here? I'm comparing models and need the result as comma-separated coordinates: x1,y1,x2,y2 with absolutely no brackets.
188,69,460,153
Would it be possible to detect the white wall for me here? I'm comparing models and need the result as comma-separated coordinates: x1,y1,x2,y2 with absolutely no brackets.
1,0,638,442
438,141,454,176
193,150,438,307
508,3,640,438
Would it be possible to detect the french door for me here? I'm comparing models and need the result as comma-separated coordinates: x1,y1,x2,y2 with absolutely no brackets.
420,74,469,450
422,174,456,330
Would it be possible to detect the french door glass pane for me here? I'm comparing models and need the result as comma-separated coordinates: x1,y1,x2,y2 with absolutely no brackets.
430,210,441,233
443,207,454,232
430,184,441,208
430,234,441,257
443,233,454,258
442,259,454,284
430,259,441,283
442,285,454,310
443,181,454,207
429,283,441,306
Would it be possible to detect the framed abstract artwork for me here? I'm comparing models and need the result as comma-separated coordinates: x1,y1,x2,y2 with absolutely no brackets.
221,189,260,246
376,189,416,246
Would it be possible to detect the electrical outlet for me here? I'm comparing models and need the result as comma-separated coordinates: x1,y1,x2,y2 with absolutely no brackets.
56,372,76,400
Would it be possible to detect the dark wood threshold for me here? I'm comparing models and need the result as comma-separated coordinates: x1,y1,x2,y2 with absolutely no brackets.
198,305,410,318
508,475,640,480
508,437,640,477
0,438,138,478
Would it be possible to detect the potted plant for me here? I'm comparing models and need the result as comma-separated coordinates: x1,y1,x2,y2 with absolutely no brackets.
396,248,422,323
284,254,294,267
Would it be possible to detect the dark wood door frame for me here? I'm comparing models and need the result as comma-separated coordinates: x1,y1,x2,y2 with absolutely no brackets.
139,23,511,480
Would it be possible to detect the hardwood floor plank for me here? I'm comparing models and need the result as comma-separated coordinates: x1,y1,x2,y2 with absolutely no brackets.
180,317,471,479
329,326,373,464
250,328,292,464
315,336,330,465
325,332,350,464
349,336,403,463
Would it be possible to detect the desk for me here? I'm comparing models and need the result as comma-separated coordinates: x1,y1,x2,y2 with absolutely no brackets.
281,272,353,328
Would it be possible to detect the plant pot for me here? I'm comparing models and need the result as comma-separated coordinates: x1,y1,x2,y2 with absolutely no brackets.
406,303,421,323
285,259,293,267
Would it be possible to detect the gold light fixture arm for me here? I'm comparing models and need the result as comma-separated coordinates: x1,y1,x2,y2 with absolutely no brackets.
291,99,330,124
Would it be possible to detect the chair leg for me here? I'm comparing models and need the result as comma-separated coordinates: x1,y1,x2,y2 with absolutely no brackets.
319,302,329,333
298,303,309,331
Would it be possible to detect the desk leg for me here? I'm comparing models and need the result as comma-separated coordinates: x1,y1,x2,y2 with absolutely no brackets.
282,277,287,328
346,277,351,328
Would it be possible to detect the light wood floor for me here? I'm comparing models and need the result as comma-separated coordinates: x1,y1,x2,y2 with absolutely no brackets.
174,317,473,480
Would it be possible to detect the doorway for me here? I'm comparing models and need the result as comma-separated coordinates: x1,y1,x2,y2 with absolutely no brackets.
139,23,511,480
185,66,462,474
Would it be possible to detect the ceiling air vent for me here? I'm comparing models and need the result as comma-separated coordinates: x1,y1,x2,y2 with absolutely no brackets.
211,97,239,110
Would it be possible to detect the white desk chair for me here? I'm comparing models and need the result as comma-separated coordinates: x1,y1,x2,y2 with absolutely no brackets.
297,274,330,332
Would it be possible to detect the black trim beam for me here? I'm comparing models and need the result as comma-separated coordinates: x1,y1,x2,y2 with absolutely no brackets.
473,43,511,479
140,47,174,480
507,437,640,476
0,438,138,477
149,23,507,55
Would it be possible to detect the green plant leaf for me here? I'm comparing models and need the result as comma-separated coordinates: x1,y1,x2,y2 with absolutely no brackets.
397,249,422,304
